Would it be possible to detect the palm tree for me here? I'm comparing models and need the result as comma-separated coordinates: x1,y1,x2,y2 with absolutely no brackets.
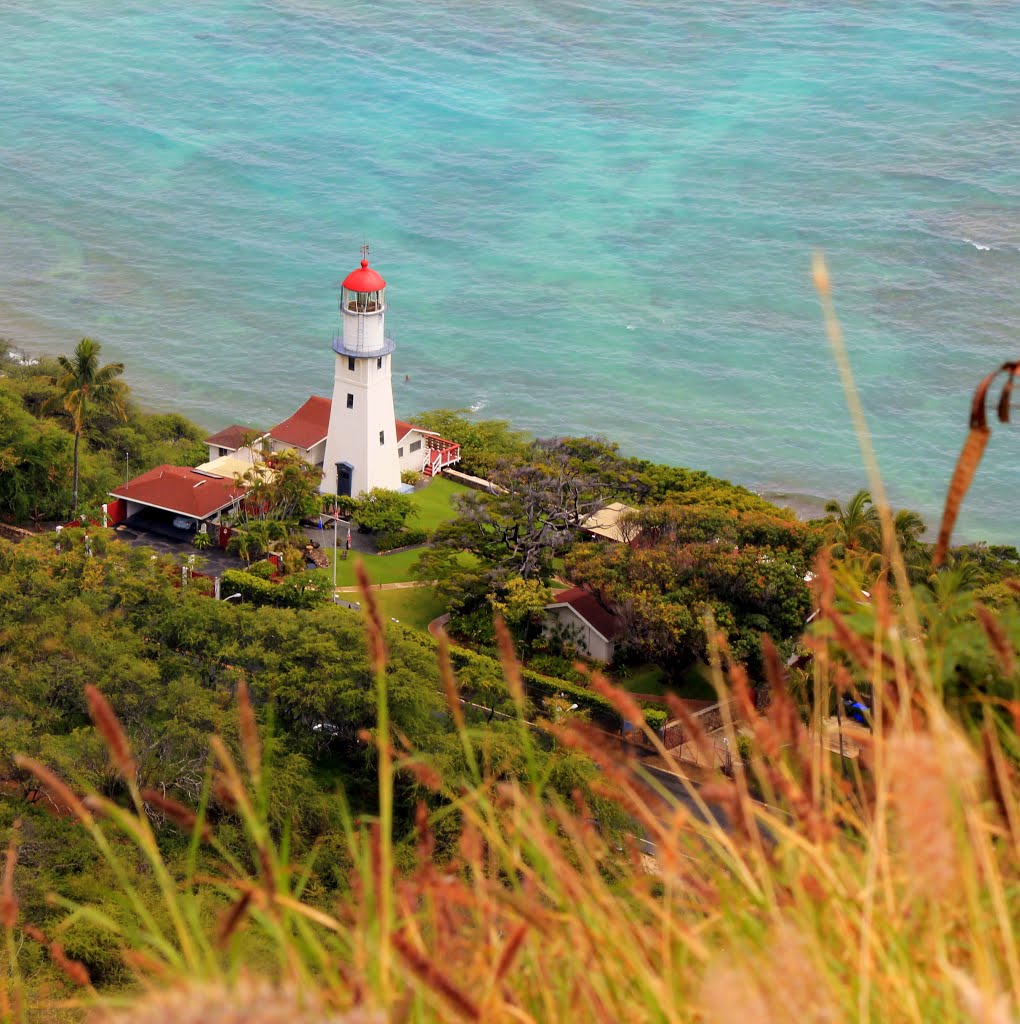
823,489,881,560
48,338,127,514
893,507,930,582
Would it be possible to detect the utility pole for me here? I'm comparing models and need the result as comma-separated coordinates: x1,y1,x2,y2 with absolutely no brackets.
125,450,130,485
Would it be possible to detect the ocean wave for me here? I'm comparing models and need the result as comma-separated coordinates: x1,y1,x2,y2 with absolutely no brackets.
961,237,993,251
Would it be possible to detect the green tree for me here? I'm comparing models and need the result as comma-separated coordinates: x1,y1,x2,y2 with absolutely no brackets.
354,488,415,534
488,576,553,649
410,409,531,478
567,539,810,676
233,446,322,526
48,338,127,514
821,489,881,562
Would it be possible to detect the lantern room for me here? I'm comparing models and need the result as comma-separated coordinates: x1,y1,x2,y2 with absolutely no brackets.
333,253,393,359
341,259,386,313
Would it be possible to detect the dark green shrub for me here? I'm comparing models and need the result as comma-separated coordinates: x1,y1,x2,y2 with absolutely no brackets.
220,568,329,609
375,527,430,552
527,652,586,683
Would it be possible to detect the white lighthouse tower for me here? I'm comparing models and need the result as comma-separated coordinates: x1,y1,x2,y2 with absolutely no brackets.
321,250,401,497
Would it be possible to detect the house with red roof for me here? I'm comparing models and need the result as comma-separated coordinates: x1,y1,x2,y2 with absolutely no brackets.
267,396,333,468
109,465,246,539
544,586,624,664
204,424,264,464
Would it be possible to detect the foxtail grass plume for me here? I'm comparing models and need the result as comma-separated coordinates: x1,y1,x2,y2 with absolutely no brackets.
236,680,262,783
888,732,978,901
84,684,136,780
700,921,838,1024
140,789,210,842
13,756,93,826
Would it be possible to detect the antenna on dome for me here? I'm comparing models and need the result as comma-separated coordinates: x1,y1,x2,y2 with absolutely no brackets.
360,241,370,261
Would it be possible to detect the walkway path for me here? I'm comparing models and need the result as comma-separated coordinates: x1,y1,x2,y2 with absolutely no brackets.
428,612,451,638
334,580,434,593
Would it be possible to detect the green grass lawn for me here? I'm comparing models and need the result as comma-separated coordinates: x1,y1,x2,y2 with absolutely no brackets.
407,477,470,532
319,479,472,587
671,661,717,701
329,548,478,587
373,587,446,632
610,660,717,701
612,663,667,695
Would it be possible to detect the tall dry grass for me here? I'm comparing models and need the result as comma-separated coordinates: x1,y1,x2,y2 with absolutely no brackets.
2,259,1020,1022
4,552,1018,1024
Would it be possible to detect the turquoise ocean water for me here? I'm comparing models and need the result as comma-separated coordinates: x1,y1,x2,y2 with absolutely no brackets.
2,1,1020,541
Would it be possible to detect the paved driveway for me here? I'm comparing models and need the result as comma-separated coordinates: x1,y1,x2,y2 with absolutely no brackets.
111,525,244,574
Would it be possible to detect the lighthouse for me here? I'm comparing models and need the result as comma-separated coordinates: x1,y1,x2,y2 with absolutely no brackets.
321,251,401,497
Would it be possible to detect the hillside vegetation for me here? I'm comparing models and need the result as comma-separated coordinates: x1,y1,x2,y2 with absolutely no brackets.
2,336,1020,1021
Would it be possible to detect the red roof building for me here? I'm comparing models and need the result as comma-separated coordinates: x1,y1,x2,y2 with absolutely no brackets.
268,396,332,451
204,424,261,452
110,465,246,521
395,419,438,443
544,586,623,664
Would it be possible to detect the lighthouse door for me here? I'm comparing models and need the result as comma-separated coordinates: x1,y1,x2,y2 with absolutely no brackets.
335,462,353,498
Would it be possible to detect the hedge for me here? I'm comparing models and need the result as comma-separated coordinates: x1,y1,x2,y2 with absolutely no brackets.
220,568,329,609
375,526,430,552
400,629,667,732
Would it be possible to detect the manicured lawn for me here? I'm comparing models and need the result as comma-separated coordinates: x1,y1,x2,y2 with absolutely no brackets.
672,661,717,701
407,477,470,532
329,547,478,587
611,661,717,701
329,547,426,586
373,587,446,632
613,663,667,695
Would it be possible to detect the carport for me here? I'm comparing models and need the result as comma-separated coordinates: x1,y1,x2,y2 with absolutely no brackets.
109,464,246,542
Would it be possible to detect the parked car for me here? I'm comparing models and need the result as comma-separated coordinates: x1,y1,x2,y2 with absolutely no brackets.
172,516,197,531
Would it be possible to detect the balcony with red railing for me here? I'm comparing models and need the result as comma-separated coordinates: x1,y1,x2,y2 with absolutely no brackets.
422,435,461,477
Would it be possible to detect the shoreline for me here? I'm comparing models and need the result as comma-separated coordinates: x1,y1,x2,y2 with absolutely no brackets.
0,339,983,548
760,490,831,524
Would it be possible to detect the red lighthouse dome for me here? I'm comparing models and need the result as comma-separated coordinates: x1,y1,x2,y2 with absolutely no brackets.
342,258,386,293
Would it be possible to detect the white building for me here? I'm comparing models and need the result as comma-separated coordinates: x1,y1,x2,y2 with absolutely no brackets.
320,255,401,497
544,586,624,664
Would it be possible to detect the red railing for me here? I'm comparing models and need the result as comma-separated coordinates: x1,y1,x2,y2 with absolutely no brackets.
423,436,461,476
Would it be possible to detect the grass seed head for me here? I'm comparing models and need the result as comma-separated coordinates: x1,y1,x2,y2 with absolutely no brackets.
84,684,136,781
0,820,18,930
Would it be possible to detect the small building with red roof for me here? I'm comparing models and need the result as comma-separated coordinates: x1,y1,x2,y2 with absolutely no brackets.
544,586,624,664
268,396,333,466
110,465,246,539
204,424,264,464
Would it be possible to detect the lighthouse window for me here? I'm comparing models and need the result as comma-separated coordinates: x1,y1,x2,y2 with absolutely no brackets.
377,357,382,369
409,440,422,453
379,430,385,445
348,357,355,372
346,393,354,409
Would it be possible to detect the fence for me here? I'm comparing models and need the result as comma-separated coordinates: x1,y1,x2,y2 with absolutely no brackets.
659,696,742,773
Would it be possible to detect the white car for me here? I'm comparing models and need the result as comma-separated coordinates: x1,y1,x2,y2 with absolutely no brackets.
172,516,196,531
